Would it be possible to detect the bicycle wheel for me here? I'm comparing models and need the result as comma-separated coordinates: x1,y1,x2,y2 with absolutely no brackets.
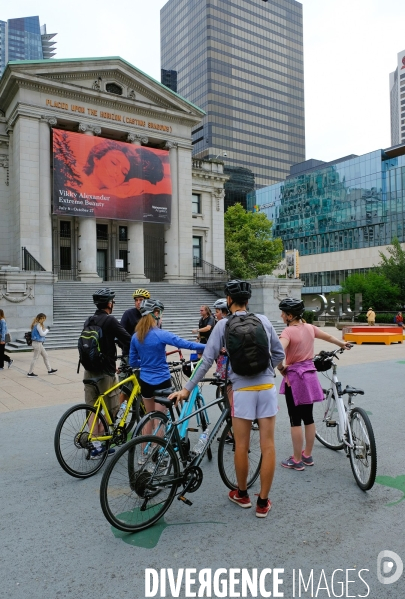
195,393,212,461
314,389,345,450
100,435,179,533
348,407,377,491
54,404,110,478
217,421,262,490
134,410,170,438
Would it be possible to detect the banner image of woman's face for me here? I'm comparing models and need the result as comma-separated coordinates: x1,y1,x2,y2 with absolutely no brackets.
92,150,131,189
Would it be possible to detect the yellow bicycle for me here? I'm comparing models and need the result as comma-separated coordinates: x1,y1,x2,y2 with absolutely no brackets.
54,366,141,478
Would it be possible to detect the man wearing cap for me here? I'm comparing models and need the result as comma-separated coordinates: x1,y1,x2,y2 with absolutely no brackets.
366,307,375,326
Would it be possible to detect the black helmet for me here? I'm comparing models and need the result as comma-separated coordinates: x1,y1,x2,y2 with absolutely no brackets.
279,297,305,316
224,279,251,300
140,298,165,316
93,288,115,306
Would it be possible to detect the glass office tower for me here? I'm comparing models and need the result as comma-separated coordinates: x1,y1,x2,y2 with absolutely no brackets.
248,146,405,290
0,16,57,77
161,0,305,188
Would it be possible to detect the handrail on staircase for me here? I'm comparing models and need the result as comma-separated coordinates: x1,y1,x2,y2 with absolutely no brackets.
21,247,46,272
193,259,229,294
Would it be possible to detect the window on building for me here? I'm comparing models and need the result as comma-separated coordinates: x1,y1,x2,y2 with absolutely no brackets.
106,82,122,95
192,193,201,214
119,226,128,241
96,224,108,240
60,221,71,238
193,236,202,266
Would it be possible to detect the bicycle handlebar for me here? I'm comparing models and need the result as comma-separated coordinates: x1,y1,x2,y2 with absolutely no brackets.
315,345,353,360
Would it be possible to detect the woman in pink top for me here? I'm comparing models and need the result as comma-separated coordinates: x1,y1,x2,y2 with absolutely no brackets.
277,298,351,471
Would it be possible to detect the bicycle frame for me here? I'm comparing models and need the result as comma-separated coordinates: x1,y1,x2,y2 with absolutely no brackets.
327,363,354,450
86,373,141,443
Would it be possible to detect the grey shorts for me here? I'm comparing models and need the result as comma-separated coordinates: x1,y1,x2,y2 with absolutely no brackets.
84,371,120,412
232,386,278,420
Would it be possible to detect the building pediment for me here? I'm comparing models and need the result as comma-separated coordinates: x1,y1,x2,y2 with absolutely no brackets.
0,57,204,124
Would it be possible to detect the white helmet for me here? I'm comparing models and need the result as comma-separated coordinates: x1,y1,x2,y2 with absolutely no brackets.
213,298,228,311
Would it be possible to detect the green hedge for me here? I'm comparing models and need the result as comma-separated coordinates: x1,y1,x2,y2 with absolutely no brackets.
303,310,315,324
357,313,397,324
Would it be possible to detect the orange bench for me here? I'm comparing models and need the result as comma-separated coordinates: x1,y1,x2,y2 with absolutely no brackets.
343,331,403,345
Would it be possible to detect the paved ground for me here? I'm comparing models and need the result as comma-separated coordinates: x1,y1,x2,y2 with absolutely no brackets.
1,333,404,598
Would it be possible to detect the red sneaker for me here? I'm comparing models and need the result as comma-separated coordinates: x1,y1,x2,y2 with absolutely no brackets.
256,499,272,518
228,489,252,508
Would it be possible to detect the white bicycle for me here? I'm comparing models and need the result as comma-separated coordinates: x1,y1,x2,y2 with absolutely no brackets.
313,348,377,491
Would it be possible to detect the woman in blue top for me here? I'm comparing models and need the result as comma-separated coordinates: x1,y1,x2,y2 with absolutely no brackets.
129,299,205,429
0,309,13,369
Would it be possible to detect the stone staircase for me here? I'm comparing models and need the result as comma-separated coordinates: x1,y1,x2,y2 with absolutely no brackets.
7,281,285,351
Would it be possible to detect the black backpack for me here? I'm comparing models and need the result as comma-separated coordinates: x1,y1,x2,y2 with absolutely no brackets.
24,331,32,346
224,313,271,376
78,313,109,373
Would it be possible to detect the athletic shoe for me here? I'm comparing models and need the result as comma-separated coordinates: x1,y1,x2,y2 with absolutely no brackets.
228,489,252,508
138,451,150,465
8,360,13,369
90,445,115,460
301,452,314,466
281,456,305,471
27,372,38,377
256,499,272,518
48,369,58,374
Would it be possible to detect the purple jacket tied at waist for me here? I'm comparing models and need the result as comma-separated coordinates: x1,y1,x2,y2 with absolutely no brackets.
280,359,323,406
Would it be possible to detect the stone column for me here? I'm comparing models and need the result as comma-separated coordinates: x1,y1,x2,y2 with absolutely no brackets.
39,117,56,271
77,123,102,282
125,133,150,283
211,189,225,270
164,142,193,284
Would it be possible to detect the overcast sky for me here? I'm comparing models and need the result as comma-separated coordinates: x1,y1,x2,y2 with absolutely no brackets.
5,0,405,162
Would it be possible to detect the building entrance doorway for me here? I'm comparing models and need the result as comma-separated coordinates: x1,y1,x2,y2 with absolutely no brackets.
97,249,107,281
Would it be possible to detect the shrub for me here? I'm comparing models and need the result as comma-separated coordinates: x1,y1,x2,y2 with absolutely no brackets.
357,312,397,324
303,310,314,324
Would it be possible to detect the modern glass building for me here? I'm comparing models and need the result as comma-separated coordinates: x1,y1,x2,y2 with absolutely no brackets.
389,49,405,147
248,145,405,293
160,0,305,188
0,16,56,77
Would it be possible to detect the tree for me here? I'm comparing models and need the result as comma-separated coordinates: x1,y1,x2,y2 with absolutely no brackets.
224,203,283,278
377,238,405,303
339,271,400,311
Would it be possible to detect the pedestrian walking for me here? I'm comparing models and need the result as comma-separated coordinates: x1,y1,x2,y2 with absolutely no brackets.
366,307,375,326
277,298,351,471
27,313,57,377
0,309,13,370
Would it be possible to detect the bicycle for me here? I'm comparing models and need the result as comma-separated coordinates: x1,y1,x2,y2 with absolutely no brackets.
313,348,377,491
54,365,142,478
99,383,262,532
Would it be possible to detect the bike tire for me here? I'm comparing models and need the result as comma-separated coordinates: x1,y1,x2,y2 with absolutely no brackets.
217,421,262,490
196,393,212,461
348,407,377,491
133,410,170,438
54,404,110,478
100,435,179,533
314,390,345,450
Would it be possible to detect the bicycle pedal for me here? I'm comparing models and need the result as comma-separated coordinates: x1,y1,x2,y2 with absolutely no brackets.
178,495,193,506
188,428,198,432
326,421,337,427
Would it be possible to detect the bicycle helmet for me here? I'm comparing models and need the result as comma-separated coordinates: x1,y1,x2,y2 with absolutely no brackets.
140,298,165,316
279,297,305,317
224,279,251,300
213,298,228,311
93,288,115,306
133,288,150,299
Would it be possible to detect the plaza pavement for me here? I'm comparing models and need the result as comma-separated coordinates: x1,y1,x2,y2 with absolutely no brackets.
0,328,403,413
1,329,405,599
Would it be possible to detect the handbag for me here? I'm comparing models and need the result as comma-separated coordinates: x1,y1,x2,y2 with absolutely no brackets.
5,333,11,344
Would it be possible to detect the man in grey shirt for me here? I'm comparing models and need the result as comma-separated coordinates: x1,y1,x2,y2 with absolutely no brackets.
171,279,284,519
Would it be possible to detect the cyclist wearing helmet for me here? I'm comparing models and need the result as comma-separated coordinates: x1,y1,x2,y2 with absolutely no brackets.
278,297,351,471
83,288,132,459
170,279,285,518
212,298,229,381
121,288,151,337
129,299,205,440
213,298,229,321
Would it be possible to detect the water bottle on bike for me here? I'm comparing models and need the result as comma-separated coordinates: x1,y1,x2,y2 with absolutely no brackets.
191,429,210,455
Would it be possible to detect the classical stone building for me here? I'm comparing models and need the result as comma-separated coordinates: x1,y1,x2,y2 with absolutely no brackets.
0,57,227,331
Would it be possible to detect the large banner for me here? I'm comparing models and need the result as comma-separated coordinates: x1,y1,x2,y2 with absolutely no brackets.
52,129,171,223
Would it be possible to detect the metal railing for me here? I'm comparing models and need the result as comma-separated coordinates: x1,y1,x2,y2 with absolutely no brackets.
21,247,46,271
53,266,78,281
193,259,229,293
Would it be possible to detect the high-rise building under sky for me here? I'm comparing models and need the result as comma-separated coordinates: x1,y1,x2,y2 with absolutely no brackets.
390,49,405,147
161,0,305,188
0,16,57,77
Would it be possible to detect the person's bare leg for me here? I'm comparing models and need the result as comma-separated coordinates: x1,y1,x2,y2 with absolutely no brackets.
290,425,304,462
143,397,167,436
303,423,316,457
257,416,276,499
231,417,252,490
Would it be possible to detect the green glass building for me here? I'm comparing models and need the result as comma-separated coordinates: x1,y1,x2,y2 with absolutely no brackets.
248,145,405,293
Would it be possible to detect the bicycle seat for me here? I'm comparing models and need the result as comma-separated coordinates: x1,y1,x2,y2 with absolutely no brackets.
154,387,175,408
342,385,364,395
